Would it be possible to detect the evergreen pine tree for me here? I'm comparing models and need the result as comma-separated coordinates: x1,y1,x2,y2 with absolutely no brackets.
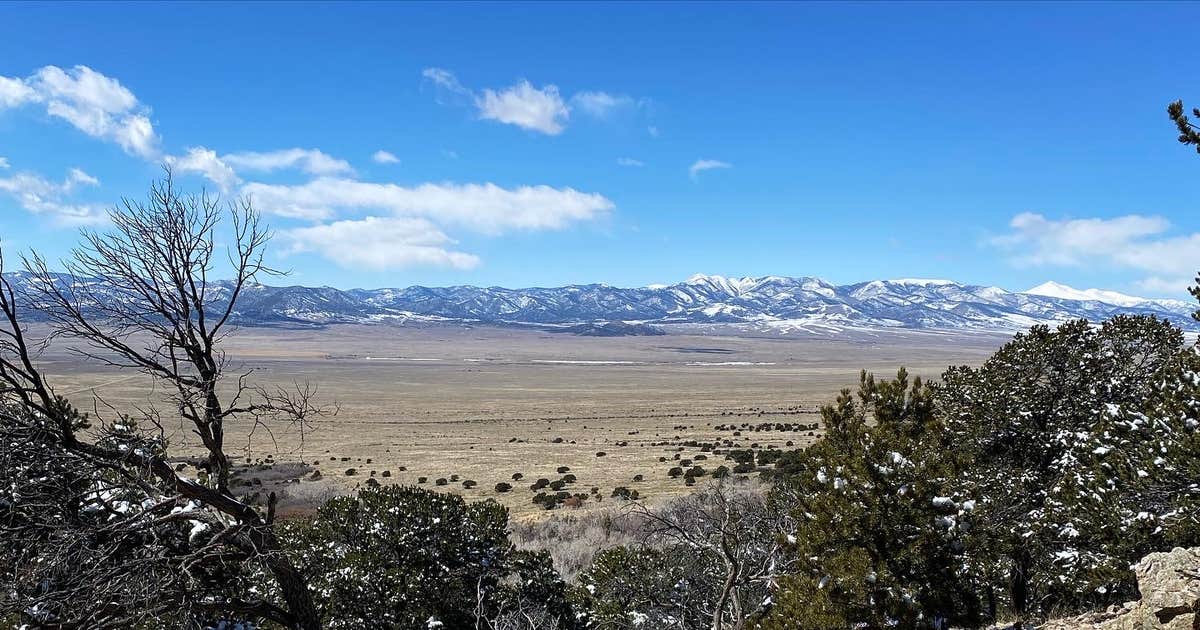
938,315,1195,620
762,370,981,629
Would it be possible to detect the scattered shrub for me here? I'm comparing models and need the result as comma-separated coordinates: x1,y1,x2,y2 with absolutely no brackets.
610,486,639,501
282,486,577,629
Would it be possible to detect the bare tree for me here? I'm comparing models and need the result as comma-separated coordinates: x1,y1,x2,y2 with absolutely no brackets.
629,480,793,630
0,173,329,629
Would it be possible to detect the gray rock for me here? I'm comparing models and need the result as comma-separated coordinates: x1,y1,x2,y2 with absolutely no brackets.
1044,547,1200,630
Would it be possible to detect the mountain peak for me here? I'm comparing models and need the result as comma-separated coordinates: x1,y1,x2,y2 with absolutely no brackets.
4,271,1195,334
889,278,956,286
683,273,762,294
1023,282,1152,308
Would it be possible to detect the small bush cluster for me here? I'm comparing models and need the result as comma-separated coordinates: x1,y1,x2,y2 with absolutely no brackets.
282,486,578,629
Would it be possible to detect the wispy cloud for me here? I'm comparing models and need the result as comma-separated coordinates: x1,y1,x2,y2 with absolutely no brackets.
422,68,636,136
475,80,569,135
1,66,346,191
168,147,354,191
0,76,35,108
0,167,106,225
241,177,614,232
992,211,1200,295
167,147,240,191
422,67,471,100
222,148,352,176
616,157,645,167
372,150,400,164
284,216,480,271
689,159,732,180
252,175,612,270
571,91,635,118
0,65,160,159
1,63,614,274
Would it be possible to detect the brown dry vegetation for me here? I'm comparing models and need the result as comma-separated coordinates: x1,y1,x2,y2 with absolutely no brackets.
34,322,1004,517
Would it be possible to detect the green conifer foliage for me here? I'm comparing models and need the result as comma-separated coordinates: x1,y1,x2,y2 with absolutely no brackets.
282,485,577,629
939,315,1196,619
762,370,981,629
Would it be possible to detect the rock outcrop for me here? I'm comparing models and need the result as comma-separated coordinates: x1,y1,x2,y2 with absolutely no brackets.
1044,547,1200,629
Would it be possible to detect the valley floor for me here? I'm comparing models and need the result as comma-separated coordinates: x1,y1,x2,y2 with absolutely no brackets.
37,323,1006,516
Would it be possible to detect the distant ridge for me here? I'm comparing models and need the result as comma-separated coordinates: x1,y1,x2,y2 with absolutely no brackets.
4,272,1195,335
1023,280,1188,309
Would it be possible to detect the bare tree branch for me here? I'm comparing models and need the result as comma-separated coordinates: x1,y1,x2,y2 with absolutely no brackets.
0,172,327,629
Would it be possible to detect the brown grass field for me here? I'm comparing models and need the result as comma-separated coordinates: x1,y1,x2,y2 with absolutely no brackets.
34,323,1008,518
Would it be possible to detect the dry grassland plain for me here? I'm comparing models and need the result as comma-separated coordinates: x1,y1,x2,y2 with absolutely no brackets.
36,323,1007,518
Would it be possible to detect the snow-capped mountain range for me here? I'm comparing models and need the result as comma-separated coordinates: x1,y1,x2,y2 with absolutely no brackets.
4,272,1196,335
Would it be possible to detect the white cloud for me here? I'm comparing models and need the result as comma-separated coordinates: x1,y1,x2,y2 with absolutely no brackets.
3,66,362,195
167,147,240,191
422,67,471,98
571,91,634,118
0,157,9,169
616,157,645,167
992,212,1170,266
372,150,400,164
284,216,480,271
1136,276,1196,295
223,148,352,176
0,76,34,107
0,168,105,225
242,177,613,232
689,159,732,180
423,68,639,135
165,147,353,190
66,168,99,188
475,80,569,135
992,212,1200,293
0,65,161,159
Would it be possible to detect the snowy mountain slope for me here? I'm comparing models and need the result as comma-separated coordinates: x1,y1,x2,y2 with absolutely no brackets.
3,273,1195,334
1024,281,1192,309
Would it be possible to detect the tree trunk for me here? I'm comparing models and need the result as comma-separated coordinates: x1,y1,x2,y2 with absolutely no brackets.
268,552,321,630
712,554,738,630
986,580,996,621
76,439,323,629
1010,548,1031,625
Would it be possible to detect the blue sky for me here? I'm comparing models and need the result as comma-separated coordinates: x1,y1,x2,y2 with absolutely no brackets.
1,2,1199,297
